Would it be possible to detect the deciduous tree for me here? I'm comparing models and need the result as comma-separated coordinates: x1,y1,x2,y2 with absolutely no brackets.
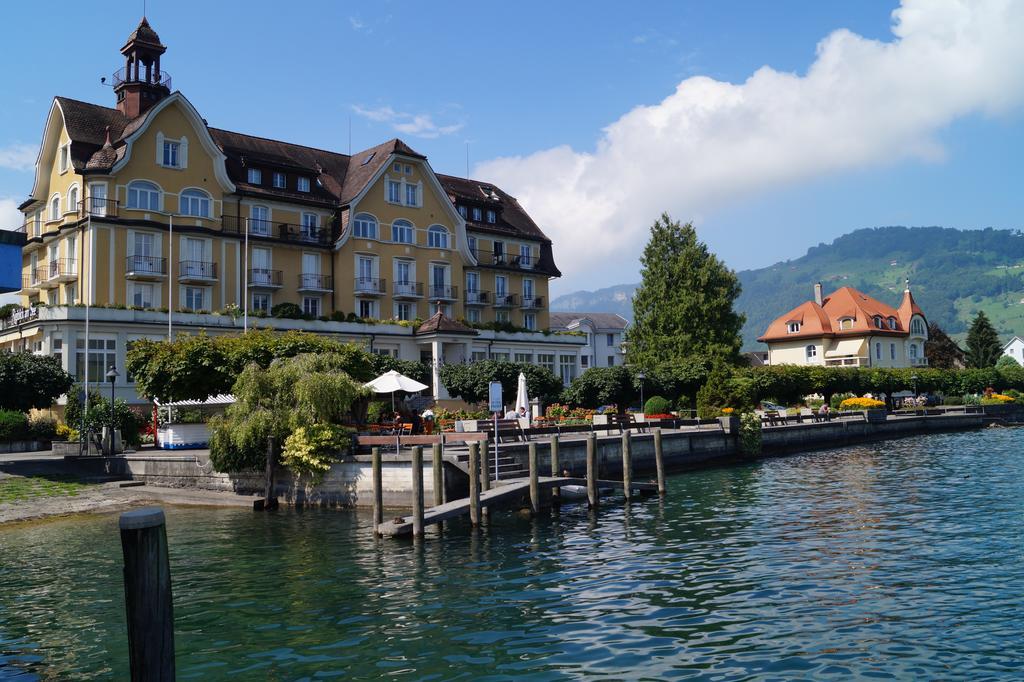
925,323,965,369
0,352,74,412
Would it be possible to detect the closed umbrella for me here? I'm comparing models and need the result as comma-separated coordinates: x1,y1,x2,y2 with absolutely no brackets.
515,372,529,418
364,370,430,449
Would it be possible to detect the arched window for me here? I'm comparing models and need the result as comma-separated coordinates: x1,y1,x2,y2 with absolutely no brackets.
67,186,79,215
49,194,60,221
353,213,378,239
911,318,926,336
126,181,161,210
873,316,883,329
427,225,449,249
179,188,211,218
887,317,897,330
839,317,854,330
875,342,882,360
805,344,817,360
391,219,414,244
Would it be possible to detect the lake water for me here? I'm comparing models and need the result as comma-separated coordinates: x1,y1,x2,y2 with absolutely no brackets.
1,429,1023,680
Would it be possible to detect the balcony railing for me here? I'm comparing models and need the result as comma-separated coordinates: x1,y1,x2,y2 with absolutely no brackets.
428,284,458,301
299,273,333,291
392,281,423,298
471,249,534,270
112,66,171,90
824,356,869,367
126,255,167,279
46,258,77,281
465,290,490,305
354,277,386,295
248,268,283,288
178,260,217,282
493,293,519,308
910,357,929,367
20,274,39,290
222,215,333,247
79,198,120,219
521,296,543,309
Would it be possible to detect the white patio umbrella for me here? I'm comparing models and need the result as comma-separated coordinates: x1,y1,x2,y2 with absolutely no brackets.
364,370,430,451
515,371,530,417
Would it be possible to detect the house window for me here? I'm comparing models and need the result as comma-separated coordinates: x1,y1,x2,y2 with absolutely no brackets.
301,213,319,240
393,162,402,172
496,310,510,323
890,343,896,360
247,168,262,184
909,344,918,359
252,293,270,313
538,354,555,373
88,183,108,216
874,316,883,329
130,283,155,308
607,333,615,345
391,219,414,244
59,144,70,173
787,322,801,334
559,354,577,384
472,207,482,221
272,172,286,189
805,345,817,360
581,355,590,369
524,313,536,330
839,318,853,330
250,205,270,235
519,244,531,267
74,338,116,383
888,317,897,330
911,318,926,335
52,338,63,364
875,342,882,360
184,287,207,311
466,308,481,323
405,183,419,207
404,164,412,174
297,177,310,192
49,195,60,221
394,302,413,321
608,355,615,367
68,186,78,215
302,296,321,317
458,205,468,218
163,141,180,168
354,213,378,239
515,353,533,363
427,225,449,249
387,180,402,203
179,189,211,218
126,181,161,210
358,300,375,318
486,210,496,223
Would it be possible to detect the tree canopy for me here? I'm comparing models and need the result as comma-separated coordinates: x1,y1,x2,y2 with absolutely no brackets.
626,213,744,368
439,361,563,407
925,323,965,369
965,311,1003,368
0,352,74,412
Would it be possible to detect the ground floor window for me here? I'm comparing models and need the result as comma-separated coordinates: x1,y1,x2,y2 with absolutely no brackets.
52,338,63,366
608,355,615,367
805,345,816,360
358,299,375,319
514,352,533,363
303,296,321,317
65,284,77,304
496,310,510,323
75,338,116,383
131,283,155,309
466,308,481,323
523,313,536,330
373,347,398,357
581,355,590,369
183,286,207,311
252,293,270,313
490,352,510,361
537,354,555,374
472,351,487,362
559,354,577,384
46,289,57,305
394,302,413,321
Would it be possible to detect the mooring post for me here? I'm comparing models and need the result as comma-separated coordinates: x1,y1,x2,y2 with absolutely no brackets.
654,428,666,496
528,442,540,514
621,431,633,502
550,435,561,505
372,447,383,533
119,507,175,682
586,433,598,509
468,441,481,525
258,436,278,511
432,442,444,507
411,446,424,537
480,438,491,520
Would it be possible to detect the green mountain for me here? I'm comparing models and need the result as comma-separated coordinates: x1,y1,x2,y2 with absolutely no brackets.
551,226,1024,349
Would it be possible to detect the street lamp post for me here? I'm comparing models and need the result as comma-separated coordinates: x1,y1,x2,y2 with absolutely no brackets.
106,365,119,455
636,371,646,414
911,373,919,399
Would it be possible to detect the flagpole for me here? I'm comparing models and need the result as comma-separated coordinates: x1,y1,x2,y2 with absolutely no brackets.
167,214,173,340
243,217,249,332
82,213,91,454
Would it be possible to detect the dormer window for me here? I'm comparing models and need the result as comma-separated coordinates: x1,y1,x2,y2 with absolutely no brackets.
472,207,482,221
787,322,801,334
911,318,926,336
272,172,286,189
486,209,496,224
874,316,883,329
404,164,412,175
247,168,261,184
887,317,897,330
393,162,402,172
297,177,310,192
458,205,468,218
839,317,854,330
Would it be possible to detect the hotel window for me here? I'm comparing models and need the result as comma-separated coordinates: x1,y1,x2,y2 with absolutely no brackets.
805,345,816,360
427,225,449,249
163,141,180,168
514,353,533,363
888,317,897,330
65,284,77,304
387,180,402,203
787,322,801,334
391,219,414,244
405,183,419,207
250,205,270,235
538,354,555,373
302,296,321,317
250,247,272,285
68,186,78,214
394,302,413,321
47,289,58,305
130,283,155,308
358,299,376,318
458,205,468,218
49,195,60,221
356,256,376,292
495,275,507,297
519,244,531,267
393,162,402,172
394,260,413,290
247,168,262,184
486,209,496,223
301,213,319,240
75,338,116,383
126,181,161,211
523,278,534,303
559,355,577,384
466,308,481,323
608,355,615,367
297,176,310,192
179,189,211,218
272,172,286,189
467,236,477,257
875,342,882,360
496,310,510,323
472,207,482,221
465,271,480,297
607,333,615,345
59,144,70,173
472,350,487,362
89,183,108,216
890,343,896,360
524,313,536,330
493,241,505,263
354,213,378,239
184,287,207,311
252,292,270,313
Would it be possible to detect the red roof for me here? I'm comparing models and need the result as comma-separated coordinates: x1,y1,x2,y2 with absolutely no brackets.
758,286,927,342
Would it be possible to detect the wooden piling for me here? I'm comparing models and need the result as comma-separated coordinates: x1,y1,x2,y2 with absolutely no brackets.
480,438,490,520
586,433,598,508
119,507,175,682
259,436,278,510
528,442,540,514
654,428,666,495
621,431,632,502
468,442,481,525
550,435,561,505
411,446,424,537
372,447,383,532
432,443,444,507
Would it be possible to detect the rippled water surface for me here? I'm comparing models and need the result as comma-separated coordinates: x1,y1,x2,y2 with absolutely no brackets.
2,429,1024,679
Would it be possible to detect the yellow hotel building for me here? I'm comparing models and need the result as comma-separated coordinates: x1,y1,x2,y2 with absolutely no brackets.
1,18,584,404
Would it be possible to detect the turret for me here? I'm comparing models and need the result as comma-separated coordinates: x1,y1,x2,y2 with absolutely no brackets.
113,17,171,118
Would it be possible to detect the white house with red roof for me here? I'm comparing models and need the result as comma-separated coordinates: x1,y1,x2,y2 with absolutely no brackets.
758,281,929,368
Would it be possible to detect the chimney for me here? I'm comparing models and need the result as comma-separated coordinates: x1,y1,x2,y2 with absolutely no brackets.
814,282,823,306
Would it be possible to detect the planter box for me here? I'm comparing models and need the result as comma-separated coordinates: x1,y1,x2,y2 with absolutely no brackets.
863,409,887,423
158,423,210,449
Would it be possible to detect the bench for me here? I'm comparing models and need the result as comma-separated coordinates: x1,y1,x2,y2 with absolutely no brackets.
477,418,526,443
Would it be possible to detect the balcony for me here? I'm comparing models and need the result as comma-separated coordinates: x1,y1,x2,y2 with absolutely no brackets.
20,274,40,292
521,296,544,310
248,268,283,289
493,293,519,308
79,198,120,219
472,249,534,270
126,255,167,280
112,66,171,90
824,356,869,367
428,284,458,301
178,260,217,283
222,215,334,247
392,281,423,299
910,357,929,367
40,259,77,284
354,277,385,296
465,290,490,306
299,273,333,292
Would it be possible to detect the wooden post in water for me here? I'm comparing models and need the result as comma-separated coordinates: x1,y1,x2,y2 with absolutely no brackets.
654,428,666,496
119,507,175,682
550,435,561,505
528,442,540,515
586,433,598,509
621,431,632,502
411,446,424,537
372,447,383,533
468,442,481,525
432,442,444,507
480,438,491,520
258,436,278,511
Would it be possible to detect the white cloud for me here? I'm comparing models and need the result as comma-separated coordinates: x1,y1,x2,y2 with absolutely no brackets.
0,144,37,171
0,198,22,231
352,105,464,139
349,16,367,32
476,0,1024,288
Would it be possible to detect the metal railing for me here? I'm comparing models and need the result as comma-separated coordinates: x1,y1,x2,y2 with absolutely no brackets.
126,255,166,277
112,66,171,89
521,296,543,309
248,268,283,287
178,260,217,280
493,293,519,307
79,198,120,218
46,258,77,280
471,249,534,269
428,284,458,300
392,281,423,298
354,277,386,295
465,290,490,305
222,215,333,246
910,357,929,367
299,273,333,290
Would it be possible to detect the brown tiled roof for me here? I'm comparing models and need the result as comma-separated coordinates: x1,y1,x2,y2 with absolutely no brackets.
416,311,478,336
124,17,164,50
758,286,922,343
897,287,926,329
55,97,133,171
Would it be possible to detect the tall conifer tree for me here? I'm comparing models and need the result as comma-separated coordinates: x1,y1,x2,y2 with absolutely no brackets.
965,311,1002,368
626,213,744,368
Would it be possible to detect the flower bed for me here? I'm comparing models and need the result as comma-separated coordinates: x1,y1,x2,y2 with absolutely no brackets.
839,397,886,410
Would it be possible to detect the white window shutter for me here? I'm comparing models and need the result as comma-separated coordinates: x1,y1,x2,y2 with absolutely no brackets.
156,132,164,166
180,137,188,168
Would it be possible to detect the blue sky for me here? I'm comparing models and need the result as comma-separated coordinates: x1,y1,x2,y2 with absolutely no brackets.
1,1,1022,296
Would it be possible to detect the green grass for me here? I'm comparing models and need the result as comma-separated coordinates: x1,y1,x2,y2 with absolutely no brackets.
0,476,93,504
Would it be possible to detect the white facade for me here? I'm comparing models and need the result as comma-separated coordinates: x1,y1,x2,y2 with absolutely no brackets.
1002,336,1024,366
549,313,628,370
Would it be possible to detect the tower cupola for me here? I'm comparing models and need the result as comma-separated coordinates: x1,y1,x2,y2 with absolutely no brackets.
113,17,171,118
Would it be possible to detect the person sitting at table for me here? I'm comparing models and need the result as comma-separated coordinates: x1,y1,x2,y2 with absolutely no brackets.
504,405,518,419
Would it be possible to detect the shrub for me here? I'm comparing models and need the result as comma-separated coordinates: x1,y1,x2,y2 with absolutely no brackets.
696,364,751,419
738,412,762,455
366,400,391,424
281,424,354,482
830,392,855,410
0,410,28,441
643,395,672,416
271,302,304,319
838,397,886,410
942,395,965,406
56,422,78,441
27,413,58,440
0,352,74,412
963,394,981,406
330,310,347,322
